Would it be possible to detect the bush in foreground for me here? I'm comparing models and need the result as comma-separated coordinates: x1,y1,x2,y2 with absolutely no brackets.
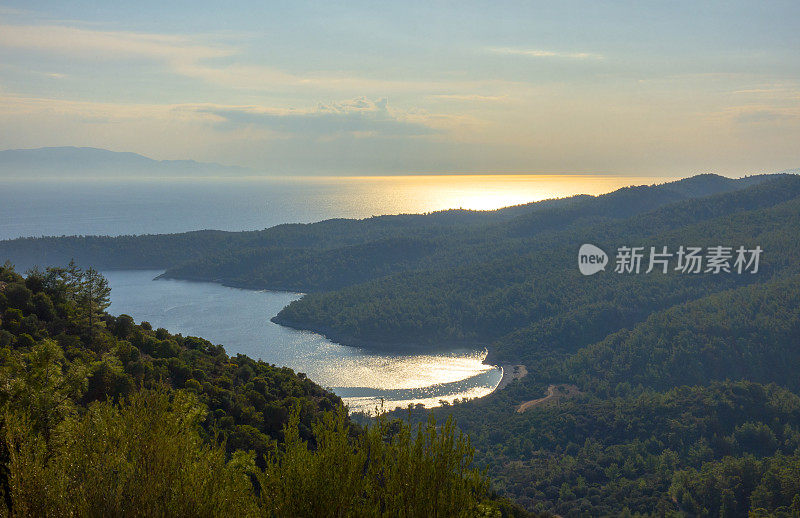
1,389,507,517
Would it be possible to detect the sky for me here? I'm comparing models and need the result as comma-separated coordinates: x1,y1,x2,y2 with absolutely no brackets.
0,1,799,176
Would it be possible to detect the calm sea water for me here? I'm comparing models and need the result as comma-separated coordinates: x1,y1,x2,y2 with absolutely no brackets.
104,270,501,413
1,174,666,411
0,175,666,240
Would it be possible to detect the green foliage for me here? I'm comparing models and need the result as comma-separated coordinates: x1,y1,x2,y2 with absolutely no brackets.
275,174,800,352
0,265,512,517
1,390,508,518
0,263,342,457
670,453,800,517
257,407,495,517
392,381,800,516
2,390,256,517
0,339,87,442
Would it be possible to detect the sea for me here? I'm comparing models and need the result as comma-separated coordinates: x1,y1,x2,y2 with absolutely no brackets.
0,174,667,411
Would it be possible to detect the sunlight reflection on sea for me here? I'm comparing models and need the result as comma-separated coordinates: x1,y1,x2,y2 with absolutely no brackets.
104,270,502,412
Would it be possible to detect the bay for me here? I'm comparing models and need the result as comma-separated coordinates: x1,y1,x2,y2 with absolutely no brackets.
104,269,502,413
2,174,668,411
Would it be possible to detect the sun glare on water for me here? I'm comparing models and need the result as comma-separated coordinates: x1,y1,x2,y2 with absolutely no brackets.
309,174,673,214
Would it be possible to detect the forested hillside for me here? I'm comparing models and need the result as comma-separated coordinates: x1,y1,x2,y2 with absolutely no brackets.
401,274,800,515
0,264,523,517
0,202,548,275
412,382,800,516
0,262,339,455
0,174,773,291
274,174,800,351
566,275,800,392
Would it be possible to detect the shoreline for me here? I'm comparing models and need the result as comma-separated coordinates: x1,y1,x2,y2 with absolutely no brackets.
115,269,516,410
493,364,528,393
271,314,484,354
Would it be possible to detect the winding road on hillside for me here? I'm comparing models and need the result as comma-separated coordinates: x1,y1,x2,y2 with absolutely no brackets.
517,384,581,413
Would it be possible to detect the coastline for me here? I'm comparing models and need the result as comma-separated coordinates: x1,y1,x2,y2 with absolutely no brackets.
493,364,528,393
271,314,483,354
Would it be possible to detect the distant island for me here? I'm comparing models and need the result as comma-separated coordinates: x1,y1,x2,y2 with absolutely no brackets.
0,147,252,178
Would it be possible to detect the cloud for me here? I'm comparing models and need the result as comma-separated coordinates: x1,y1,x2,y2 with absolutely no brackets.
198,98,440,137
731,84,800,102
487,47,603,60
430,94,508,102
0,24,359,90
0,7,30,16
0,95,211,124
735,109,794,124
0,24,339,91
0,95,453,137
0,24,231,65
0,23,526,96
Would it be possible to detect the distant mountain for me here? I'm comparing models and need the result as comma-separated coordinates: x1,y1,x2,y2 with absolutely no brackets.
0,147,252,177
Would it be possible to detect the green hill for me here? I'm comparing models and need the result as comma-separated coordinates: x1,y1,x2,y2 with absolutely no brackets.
274,175,800,352
0,264,522,517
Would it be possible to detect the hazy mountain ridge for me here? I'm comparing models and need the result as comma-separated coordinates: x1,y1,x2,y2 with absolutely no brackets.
0,147,252,177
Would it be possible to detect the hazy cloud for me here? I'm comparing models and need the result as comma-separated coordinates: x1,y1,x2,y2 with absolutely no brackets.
0,24,232,63
199,98,440,137
0,23,520,95
488,47,603,60
735,109,793,124
0,95,217,126
430,94,507,102
0,7,30,16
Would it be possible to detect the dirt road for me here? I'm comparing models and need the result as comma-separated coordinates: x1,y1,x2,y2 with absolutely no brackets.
517,384,580,413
